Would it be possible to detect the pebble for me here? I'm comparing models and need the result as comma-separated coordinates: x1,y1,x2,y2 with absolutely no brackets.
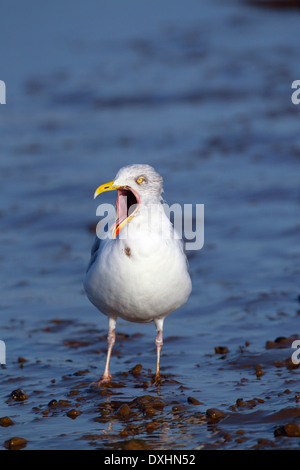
67,390,80,397
0,416,14,427
131,364,143,375
214,346,229,354
236,398,247,408
116,404,131,418
284,423,300,437
252,438,275,449
172,404,187,412
143,406,155,417
74,369,89,376
187,397,202,405
17,357,27,363
66,409,82,419
10,389,28,401
146,422,159,433
275,422,300,437
133,395,165,412
48,399,58,407
254,397,265,404
4,437,27,450
206,408,226,420
266,337,292,349
57,400,71,408
255,364,265,378
122,439,152,450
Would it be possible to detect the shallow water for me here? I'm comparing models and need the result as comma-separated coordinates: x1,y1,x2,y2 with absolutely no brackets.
1,0,300,450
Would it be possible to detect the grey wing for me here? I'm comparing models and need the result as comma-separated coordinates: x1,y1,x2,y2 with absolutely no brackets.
86,236,101,273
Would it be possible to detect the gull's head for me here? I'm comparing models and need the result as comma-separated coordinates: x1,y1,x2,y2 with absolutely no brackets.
94,164,163,238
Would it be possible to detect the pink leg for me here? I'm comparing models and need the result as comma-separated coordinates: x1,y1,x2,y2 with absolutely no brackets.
153,318,164,384
92,317,116,387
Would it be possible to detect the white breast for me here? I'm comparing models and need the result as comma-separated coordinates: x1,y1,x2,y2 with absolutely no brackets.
84,207,192,323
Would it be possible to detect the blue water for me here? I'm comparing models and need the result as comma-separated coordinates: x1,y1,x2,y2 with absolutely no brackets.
0,0,300,450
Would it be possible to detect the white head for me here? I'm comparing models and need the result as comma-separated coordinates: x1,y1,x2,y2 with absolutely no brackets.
94,164,164,238
113,164,163,203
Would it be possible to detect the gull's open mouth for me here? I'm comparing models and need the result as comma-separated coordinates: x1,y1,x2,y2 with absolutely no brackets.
93,179,141,239
113,187,140,238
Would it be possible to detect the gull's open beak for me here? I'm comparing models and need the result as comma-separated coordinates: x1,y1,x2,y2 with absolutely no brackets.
94,180,120,199
93,180,140,240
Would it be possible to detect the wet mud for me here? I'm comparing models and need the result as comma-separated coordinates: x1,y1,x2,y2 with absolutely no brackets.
1,316,300,449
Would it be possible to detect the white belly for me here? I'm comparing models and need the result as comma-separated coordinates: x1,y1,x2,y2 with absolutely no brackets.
84,236,192,323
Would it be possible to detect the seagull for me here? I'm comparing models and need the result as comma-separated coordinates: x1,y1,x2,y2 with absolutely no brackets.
84,164,192,386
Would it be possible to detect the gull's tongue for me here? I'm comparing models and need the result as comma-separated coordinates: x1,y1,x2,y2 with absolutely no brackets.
110,189,128,237
116,189,128,228
110,188,139,238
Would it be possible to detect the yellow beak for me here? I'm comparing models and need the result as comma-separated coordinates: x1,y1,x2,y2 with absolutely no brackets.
94,180,120,199
93,179,140,239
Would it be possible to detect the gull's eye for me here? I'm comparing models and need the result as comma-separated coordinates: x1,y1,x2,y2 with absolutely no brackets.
136,176,145,184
